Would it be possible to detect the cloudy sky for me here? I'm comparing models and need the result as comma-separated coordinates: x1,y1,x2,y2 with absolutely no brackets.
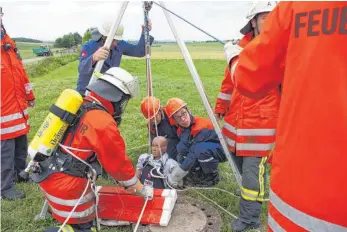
1,1,252,41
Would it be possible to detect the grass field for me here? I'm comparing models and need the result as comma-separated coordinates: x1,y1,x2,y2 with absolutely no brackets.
16,41,223,60
126,42,224,59
15,42,59,60
1,57,269,232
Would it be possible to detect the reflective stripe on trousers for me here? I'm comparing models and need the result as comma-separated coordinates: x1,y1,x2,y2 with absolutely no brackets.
269,189,347,232
241,157,267,202
45,191,95,206
43,190,96,219
50,204,95,219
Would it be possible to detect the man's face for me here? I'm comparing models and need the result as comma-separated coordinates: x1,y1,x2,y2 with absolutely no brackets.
152,138,166,158
110,39,118,49
173,108,191,128
252,12,270,35
149,110,162,126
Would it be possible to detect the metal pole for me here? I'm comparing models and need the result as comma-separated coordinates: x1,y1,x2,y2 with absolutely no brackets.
153,1,225,45
143,1,153,97
159,1,242,187
143,1,154,154
87,1,129,90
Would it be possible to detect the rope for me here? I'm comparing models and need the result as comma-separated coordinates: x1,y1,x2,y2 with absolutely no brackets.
58,144,100,231
126,144,149,151
153,1,225,45
195,191,238,219
133,197,149,232
57,178,91,232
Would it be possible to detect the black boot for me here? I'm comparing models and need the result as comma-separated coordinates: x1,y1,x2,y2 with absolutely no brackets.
1,189,25,200
230,218,260,232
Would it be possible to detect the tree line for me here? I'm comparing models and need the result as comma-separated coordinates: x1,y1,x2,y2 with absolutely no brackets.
13,37,43,43
54,32,82,48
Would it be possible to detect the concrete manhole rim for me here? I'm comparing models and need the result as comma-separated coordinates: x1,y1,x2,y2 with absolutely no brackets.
132,192,222,232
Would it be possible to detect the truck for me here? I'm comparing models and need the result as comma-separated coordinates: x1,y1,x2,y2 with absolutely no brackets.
32,45,53,57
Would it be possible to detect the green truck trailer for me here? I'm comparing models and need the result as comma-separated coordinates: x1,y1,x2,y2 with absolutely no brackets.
32,45,53,56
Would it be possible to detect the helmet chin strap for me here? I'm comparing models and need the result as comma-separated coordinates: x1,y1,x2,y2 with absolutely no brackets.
253,15,261,36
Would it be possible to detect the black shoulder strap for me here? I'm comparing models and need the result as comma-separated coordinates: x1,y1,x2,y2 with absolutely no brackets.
49,104,78,125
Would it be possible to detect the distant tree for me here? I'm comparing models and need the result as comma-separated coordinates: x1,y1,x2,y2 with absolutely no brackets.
54,38,63,48
12,37,43,43
54,32,82,48
73,32,82,45
82,28,95,44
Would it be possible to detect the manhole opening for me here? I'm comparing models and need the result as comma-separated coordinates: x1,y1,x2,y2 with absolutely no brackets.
208,222,213,226
207,215,212,218
201,208,206,211
192,204,197,206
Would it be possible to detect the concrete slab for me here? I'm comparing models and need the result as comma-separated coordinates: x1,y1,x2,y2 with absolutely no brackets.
133,193,222,232
149,203,206,232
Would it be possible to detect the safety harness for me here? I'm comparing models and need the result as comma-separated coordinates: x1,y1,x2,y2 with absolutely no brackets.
31,99,107,183
140,160,166,189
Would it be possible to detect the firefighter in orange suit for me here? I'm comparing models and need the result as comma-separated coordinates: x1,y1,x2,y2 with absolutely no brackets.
33,67,153,232
216,2,280,231
1,7,36,200
232,2,347,231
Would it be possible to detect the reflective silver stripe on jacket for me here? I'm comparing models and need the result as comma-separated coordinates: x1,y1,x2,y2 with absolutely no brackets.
270,189,347,232
0,108,29,123
268,214,286,232
0,123,27,135
119,174,138,187
231,61,239,84
224,122,236,134
237,128,275,136
226,137,236,147
218,92,232,101
44,191,95,206
237,143,274,151
223,123,275,137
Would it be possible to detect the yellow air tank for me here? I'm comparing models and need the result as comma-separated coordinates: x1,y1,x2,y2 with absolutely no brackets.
28,89,83,160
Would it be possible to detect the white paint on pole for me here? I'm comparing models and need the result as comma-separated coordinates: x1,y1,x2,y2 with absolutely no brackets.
159,1,242,187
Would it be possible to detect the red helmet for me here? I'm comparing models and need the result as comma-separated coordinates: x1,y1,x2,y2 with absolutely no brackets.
141,96,161,119
165,98,187,118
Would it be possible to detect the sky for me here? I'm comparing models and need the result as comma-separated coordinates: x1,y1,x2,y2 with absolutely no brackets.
1,1,252,42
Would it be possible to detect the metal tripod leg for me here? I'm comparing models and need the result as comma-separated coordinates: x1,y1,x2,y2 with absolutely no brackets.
34,199,50,221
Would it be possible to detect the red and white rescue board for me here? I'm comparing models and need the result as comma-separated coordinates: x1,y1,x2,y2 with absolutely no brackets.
97,186,177,226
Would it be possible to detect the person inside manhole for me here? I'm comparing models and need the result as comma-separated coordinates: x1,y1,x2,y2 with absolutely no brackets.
165,98,227,188
136,136,179,189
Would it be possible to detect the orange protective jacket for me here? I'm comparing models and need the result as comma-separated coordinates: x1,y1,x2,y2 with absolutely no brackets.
215,33,281,157
1,28,35,140
40,94,137,225
234,2,347,231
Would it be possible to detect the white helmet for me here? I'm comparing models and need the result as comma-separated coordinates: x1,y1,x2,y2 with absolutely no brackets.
240,1,277,35
87,67,139,102
98,21,124,40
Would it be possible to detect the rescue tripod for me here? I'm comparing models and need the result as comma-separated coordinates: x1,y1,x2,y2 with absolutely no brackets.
34,1,242,226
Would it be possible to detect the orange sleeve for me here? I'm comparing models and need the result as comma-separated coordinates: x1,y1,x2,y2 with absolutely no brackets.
91,114,136,183
20,64,35,101
234,2,293,99
214,65,234,114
